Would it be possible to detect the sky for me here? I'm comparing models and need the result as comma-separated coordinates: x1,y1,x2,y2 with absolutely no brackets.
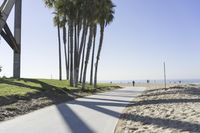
0,0,200,81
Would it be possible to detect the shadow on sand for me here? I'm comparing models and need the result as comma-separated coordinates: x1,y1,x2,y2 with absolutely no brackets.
120,113,200,132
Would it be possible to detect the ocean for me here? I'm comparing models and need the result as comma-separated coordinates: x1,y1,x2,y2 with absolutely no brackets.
99,79,200,84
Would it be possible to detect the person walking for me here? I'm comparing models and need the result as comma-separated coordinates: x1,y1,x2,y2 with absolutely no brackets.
132,80,135,86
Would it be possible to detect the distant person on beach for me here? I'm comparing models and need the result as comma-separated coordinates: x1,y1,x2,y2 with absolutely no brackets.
132,80,135,86
147,80,150,84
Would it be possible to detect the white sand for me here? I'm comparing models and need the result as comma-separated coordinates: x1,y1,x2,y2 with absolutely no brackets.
115,84,200,133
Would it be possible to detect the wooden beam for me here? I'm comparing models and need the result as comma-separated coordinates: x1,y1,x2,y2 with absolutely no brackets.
0,29,15,50
0,23,19,53
4,23,19,52
0,0,16,33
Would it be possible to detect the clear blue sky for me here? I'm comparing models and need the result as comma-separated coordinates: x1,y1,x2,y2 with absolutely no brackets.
0,0,200,80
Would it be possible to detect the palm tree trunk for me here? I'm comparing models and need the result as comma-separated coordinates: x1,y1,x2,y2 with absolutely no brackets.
63,25,68,80
75,21,81,84
75,24,80,86
82,26,93,89
57,24,62,81
74,23,79,87
67,28,70,80
78,21,88,82
78,20,87,59
90,25,97,85
94,24,104,88
69,21,74,86
79,26,88,83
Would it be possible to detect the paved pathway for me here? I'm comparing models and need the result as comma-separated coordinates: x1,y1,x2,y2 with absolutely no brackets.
0,87,145,133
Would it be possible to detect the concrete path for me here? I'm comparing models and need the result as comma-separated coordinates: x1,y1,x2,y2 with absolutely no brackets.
0,87,145,133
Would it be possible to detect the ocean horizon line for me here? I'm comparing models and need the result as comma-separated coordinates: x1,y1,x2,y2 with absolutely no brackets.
98,79,200,84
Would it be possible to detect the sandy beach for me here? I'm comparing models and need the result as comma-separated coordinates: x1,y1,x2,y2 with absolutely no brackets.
115,82,177,89
115,83,200,133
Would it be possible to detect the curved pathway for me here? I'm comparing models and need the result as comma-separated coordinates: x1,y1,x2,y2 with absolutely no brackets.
0,87,145,133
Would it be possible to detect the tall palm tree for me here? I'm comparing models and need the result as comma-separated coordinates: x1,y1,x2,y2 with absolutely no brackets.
74,22,78,86
53,14,62,81
69,20,74,86
54,0,76,86
77,2,88,83
90,25,97,85
82,0,99,89
44,0,63,81
44,0,115,88
79,25,88,83
82,26,94,89
62,21,69,80
94,0,115,88
67,28,70,80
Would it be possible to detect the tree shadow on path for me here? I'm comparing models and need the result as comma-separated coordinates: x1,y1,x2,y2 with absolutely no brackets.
56,94,200,133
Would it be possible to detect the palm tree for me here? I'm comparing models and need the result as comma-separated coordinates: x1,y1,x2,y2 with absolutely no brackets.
90,25,97,85
44,0,115,88
54,0,75,86
79,24,88,83
82,0,99,89
53,14,62,81
82,26,94,89
43,0,55,8
94,0,115,88
67,28,70,80
62,20,69,80
44,0,63,81
69,20,74,86
73,0,85,87
77,3,89,83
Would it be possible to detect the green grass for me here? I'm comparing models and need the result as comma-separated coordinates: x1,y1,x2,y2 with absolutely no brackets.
0,84,36,97
0,78,68,97
0,78,120,97
0,79,36,97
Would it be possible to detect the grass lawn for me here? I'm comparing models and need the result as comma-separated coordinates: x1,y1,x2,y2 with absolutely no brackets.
0,78,119,97
0,78,70,97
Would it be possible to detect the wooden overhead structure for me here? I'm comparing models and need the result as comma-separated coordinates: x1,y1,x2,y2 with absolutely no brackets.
0,0,22,78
